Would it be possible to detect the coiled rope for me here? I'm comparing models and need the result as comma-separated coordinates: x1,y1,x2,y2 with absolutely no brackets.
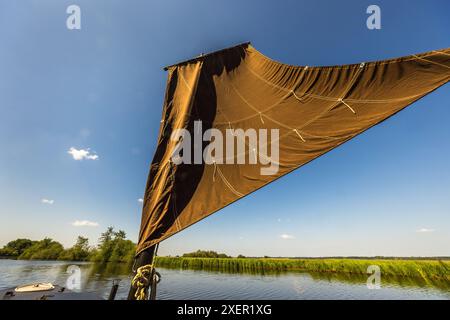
131,244,160,300
131,264,154,300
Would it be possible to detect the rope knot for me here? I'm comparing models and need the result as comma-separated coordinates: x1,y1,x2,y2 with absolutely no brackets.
131,264,154,300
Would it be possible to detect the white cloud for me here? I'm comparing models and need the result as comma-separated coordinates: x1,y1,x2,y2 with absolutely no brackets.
72,220,99,227
138,198,144,203
280,234,295,240
41,198,54,205
68,147,98,160
416,228,435,233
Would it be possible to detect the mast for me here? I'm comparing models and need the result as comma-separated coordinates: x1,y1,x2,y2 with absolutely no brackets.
127,245,156,300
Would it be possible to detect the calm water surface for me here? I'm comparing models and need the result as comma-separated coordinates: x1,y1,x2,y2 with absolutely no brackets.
0,259,448,300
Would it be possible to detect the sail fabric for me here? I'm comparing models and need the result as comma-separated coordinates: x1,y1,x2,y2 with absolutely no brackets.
137,43,450,255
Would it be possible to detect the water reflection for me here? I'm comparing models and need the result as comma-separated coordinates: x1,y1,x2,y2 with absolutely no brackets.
0,260,449,300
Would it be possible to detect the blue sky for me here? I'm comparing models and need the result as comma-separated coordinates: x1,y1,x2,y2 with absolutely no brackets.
0,0,449,257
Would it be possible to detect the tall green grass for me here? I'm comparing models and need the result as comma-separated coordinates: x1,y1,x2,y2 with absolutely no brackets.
155,257,450,281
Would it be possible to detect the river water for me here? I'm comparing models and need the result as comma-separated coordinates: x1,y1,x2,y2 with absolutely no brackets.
0,259,448,300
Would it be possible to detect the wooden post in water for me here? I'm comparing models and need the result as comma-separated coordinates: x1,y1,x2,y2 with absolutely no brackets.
127,245,156,300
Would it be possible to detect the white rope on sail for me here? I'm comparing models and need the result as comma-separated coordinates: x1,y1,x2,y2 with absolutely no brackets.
259,112,265,124
215,94,353,164
188,49,449,193
168,160,182,232
228,62,363,134
293,129,306,142
179,71,193,90
433,50,450,57
215,164,244,197
338,99,356,114
291,90,304,101
212,160,217,182
413,54,450,69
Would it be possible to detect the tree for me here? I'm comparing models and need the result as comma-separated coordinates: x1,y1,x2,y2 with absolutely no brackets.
182,250,230,258
0,239,35,257
19,238,64,260
90,227,136,263
58,236,92,261
91,227,115,263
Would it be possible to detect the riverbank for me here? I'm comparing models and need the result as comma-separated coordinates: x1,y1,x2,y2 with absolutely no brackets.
155,257,450,281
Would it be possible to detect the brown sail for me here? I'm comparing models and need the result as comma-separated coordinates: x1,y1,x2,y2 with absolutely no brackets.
136,43,450,255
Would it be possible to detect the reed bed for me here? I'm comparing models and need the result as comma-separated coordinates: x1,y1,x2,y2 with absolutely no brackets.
155,257,450,281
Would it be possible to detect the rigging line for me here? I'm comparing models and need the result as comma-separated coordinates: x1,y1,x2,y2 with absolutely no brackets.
432,50,450,57
214,89,423,126
214,61,428,127
243,56,443,104
310,65,364,122
229,82,295,131
292,90,304,101
216,110,285,164
215,120,353,164
413,54,450,70
339,99,356,114
247,139,282,166
177,69,198,119
300,131,345,141
214,89,294,125
215,165,245,197
212,97,382,163
259,112,265,124
169,163,182,232
247,45,444,70
231,63,364,133
214,67,308,126
293,129,306,142
228,121,234,135
178,71,193,91
215,96,353,163
343,94,423,103
212,160,217,182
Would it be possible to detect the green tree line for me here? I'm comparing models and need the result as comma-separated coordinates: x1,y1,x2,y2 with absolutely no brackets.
182,250,232,258
0,227,136,264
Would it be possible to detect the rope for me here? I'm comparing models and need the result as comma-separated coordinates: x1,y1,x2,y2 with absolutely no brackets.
259,112,265,124
339,99,356,114
292,90,304,101
215,165,244,197
190,50,447,197
228,121,234,135
433,50,450,57
131,264,154,300
413,54,450,69
212,160,217,182
293,129,306,142
131,244,160,300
